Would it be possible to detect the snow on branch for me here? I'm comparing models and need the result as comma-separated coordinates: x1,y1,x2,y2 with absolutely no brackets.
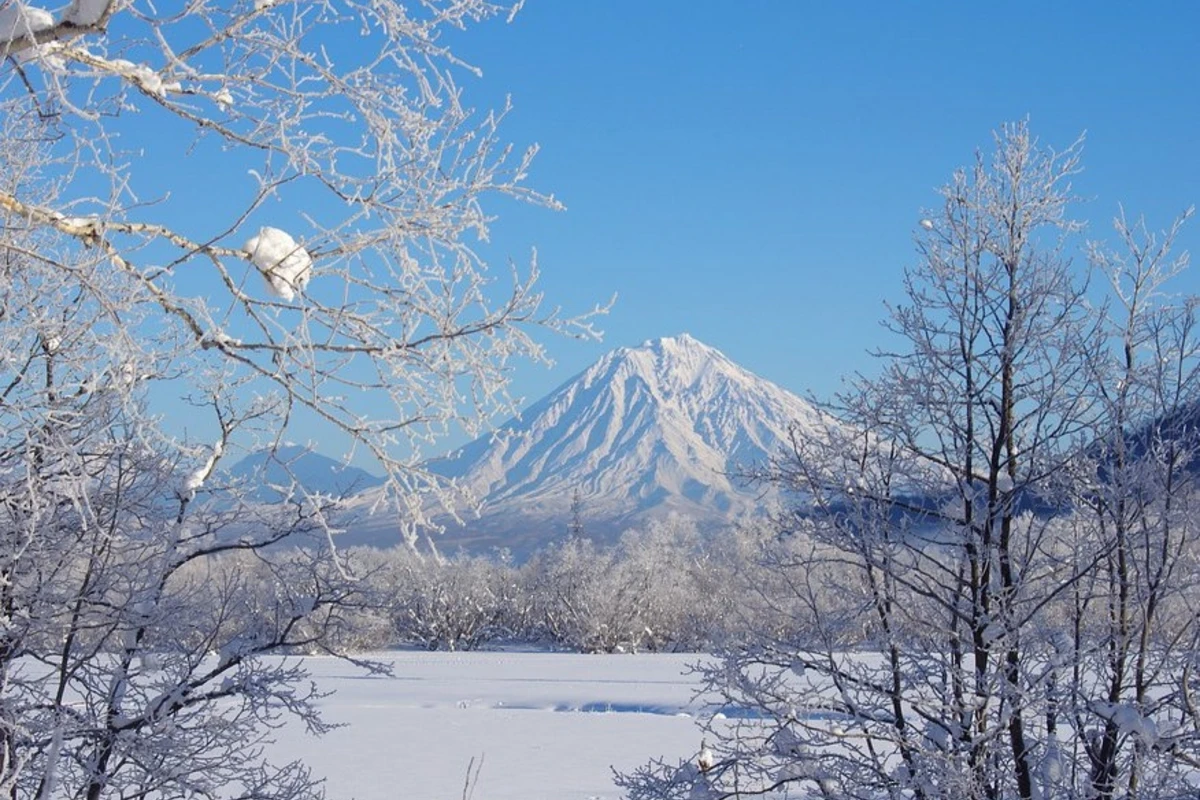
0,0,606,539
63,0,110,26
0,0,115,54
0,2,52,43
244,227,312,301
180,439,224,498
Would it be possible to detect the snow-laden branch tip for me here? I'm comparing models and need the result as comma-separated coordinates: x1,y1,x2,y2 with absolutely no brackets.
245,227,312,301
697,741,714,773
180,440,224,497
105,58,179,96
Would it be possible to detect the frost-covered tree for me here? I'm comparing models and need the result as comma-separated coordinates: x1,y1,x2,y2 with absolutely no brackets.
0,1,597,797
525,536,634,653
384,548,506,651
519,518,736,654
619,122,1200,800
1056,209,1200,799
0,0,599,522
613,516,732,652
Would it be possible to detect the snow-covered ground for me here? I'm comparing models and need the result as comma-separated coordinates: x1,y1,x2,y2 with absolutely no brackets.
270,651,713,800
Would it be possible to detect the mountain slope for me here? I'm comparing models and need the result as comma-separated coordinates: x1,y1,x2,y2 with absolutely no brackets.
370,333,827,553
230,444,385,501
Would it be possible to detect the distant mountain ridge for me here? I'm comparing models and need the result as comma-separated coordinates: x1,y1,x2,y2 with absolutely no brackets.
229,444,385,501
233,346,1200,557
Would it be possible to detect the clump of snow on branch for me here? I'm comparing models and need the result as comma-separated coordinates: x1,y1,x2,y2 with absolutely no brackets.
180,440,223,498
63,0,111,26
244,227,312,301
0,2,52,44
1094,702,1161,748
105,58,176,96
0,0,113,50
1039,732,1064,792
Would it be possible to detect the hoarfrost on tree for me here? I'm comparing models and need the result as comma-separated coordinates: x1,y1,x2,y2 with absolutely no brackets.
0,0,603,798
617,122,1200,800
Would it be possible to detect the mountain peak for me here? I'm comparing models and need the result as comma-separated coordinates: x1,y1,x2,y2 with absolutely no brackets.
593,333,759,401
361,334,829,556
640,332,703,350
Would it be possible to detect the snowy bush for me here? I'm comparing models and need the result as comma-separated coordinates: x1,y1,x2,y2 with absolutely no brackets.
386,551,507,652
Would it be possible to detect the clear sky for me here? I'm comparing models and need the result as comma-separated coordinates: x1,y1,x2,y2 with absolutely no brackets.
108,2,1200,461
443,2,1200,412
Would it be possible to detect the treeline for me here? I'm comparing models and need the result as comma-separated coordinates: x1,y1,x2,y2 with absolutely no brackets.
181,516,779,654
179,501,1200,660
346,515,753,653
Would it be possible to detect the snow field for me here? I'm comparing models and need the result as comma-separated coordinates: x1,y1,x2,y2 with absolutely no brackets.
269,651,713,799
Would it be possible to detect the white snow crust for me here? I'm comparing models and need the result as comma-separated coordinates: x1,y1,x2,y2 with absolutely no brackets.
244,226,312,300
268,651,709,800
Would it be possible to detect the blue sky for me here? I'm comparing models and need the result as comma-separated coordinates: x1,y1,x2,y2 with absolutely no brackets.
447,2,1200,409
104,2,1200,460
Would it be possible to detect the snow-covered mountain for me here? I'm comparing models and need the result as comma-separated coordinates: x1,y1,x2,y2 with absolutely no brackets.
345,334,827,554
230,444,386,501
